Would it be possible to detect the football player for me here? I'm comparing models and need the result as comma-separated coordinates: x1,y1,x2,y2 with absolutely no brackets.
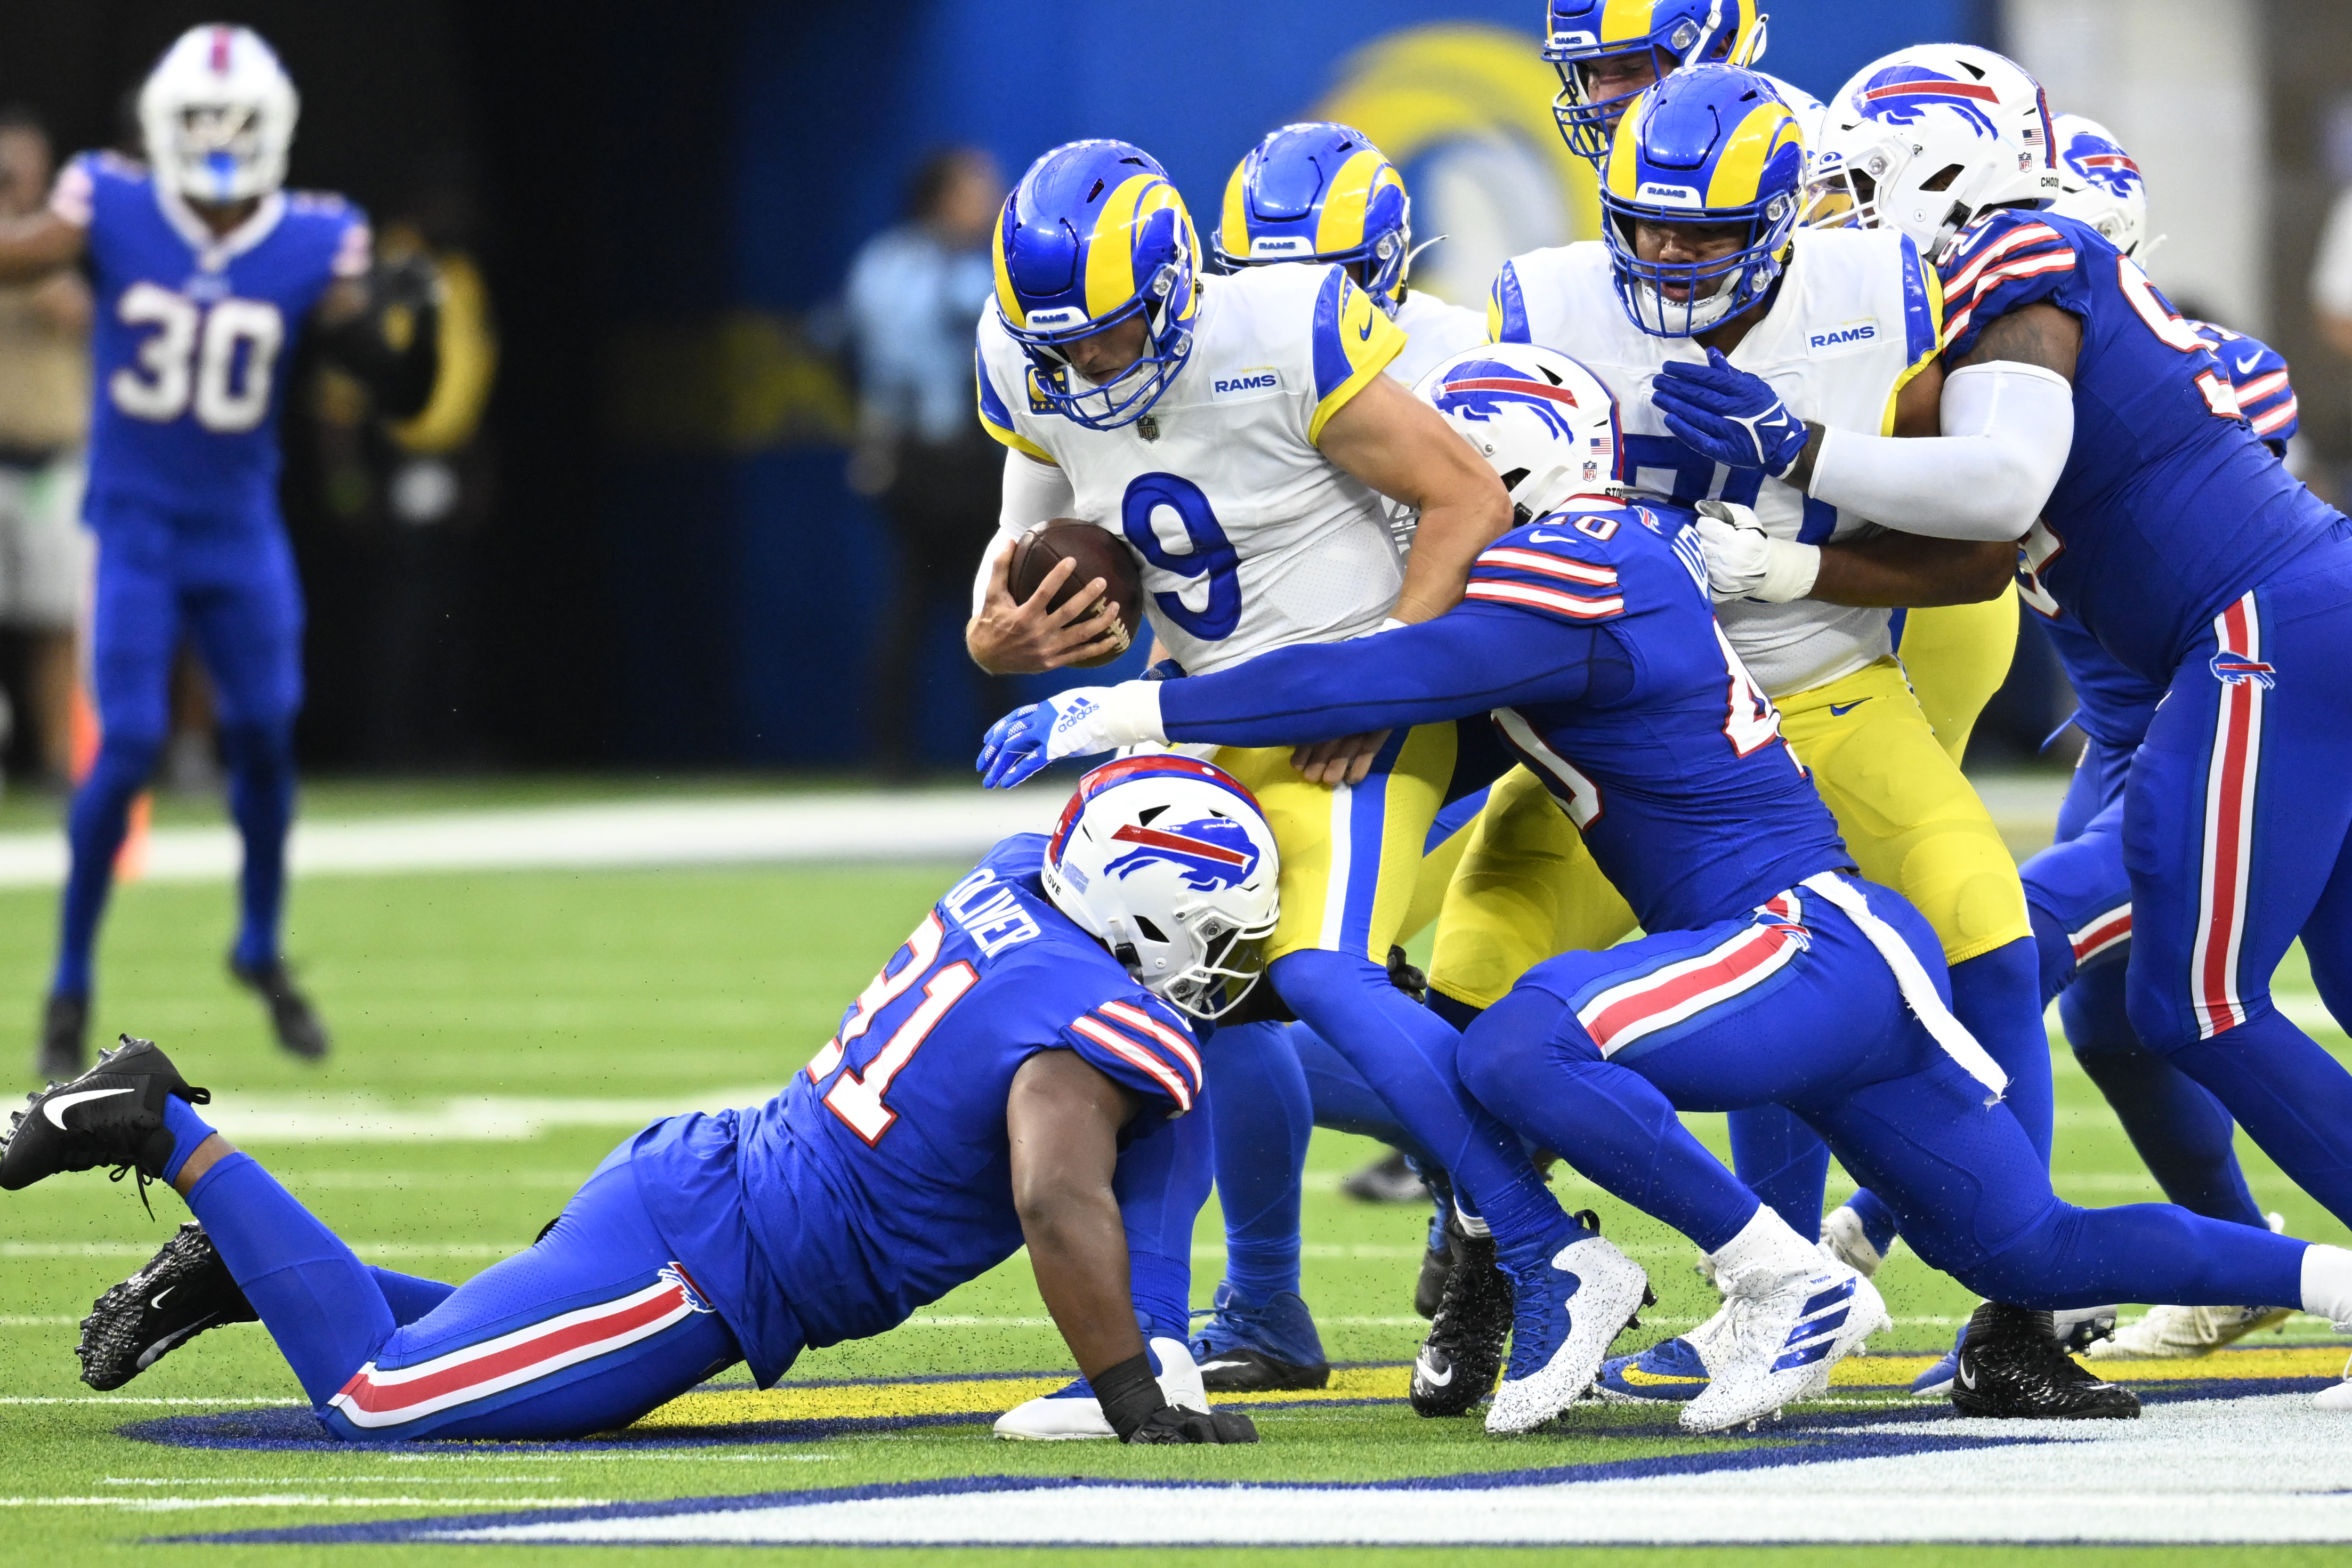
1676,44,2352,1372
980,344,2352,1424
1543,1,1829,157
965,140,1597,1431
4,760,1268,1446
0,27,439,1075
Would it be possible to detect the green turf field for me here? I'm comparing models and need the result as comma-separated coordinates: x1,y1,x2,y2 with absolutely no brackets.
0,786,2346,1564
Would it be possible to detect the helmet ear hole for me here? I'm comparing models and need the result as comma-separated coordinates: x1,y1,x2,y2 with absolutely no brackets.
1133,915,1169,943
1498,466,1531,493
1919,164,1965,193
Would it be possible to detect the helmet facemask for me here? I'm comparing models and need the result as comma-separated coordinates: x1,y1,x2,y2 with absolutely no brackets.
1604,194,1797,338
139,27,298,205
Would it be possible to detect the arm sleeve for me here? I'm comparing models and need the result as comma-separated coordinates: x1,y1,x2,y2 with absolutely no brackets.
1806,361,2074,541
1060,995,1206,1115
969,452,1077,618
1157,603,1609,746
1306,265,1405,443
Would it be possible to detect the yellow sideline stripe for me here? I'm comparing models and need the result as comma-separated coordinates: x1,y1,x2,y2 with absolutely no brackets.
1831,1345,2350,1387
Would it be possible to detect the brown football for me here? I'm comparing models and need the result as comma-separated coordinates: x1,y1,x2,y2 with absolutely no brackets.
1006,520,1145,668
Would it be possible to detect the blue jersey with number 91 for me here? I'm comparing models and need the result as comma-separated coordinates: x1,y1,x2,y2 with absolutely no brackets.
51,150,369,519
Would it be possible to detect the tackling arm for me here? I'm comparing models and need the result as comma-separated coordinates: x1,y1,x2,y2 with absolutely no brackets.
1316,371,1513,625
309,256,443,420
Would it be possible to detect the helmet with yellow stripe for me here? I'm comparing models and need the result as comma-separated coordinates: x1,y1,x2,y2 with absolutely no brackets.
992,140,1202,431
1545,0,1769,165
1601,64,1805,337
1211,123,1414,315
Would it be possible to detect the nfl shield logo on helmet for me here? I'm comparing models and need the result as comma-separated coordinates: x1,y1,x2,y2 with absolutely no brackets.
1104,818,1262,892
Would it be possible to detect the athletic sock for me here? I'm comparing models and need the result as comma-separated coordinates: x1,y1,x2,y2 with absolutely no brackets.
1949,936,2054,1166
221,721,297,974
1726,1104,1832,1236
158,1094,218,1186
1205,1020,1311,1304
2300,1244,2352,1330
1272,949,1566,1258
1844,1189,1903,1258
52,731,164,998
1703,1201,1814,1288
2171,1014,2352,1228
181,1152,395,1404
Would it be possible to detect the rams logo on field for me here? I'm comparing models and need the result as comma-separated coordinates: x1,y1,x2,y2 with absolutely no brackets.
1214,367,1283,397
1810,322,1878,351
1105,817,1260,891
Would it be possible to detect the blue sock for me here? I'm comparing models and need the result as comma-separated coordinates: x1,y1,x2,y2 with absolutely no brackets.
181,1152,395,1404
1845,1188,1903,1257
2170,1014,2352,1229
1116,1100,1211,1340
1293,1022,1438,1164
1950,936,2054,1167
52,731,163,998
159,1094,218,1186
221,721,296,973
1273,950,1570,1266
1427,991,1484,1032
1205,1020,1311,1303
367,1268,458,1326
1726,1104,1832,1237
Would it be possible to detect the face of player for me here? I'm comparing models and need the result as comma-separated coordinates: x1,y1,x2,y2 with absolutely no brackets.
1062,314,1151,386
1632,216,1749,301
0,126,52,219
1583,48,1663,133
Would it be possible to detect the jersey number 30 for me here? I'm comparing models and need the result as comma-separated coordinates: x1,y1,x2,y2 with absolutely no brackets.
110,281,286,434
804,913,977,1145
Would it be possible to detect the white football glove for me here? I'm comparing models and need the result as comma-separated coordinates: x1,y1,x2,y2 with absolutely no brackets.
976,683,1165,788
1694,499,1821,604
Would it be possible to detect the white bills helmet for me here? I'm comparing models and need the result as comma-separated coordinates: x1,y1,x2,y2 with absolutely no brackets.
140,25,300,204
1802,44,2059,260
1415,343,1624,523
1042,757,1281,1021
2049,112,2147,257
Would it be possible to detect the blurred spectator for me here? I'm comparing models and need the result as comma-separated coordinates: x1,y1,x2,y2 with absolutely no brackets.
0,107,92,791
2310,98,2352,365
843,146,1007,779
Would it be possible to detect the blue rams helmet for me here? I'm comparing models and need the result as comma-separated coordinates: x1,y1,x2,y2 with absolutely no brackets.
992,140,1202,431
1601,64,1806,337
1545,0,1769,165
1211,123,1415,314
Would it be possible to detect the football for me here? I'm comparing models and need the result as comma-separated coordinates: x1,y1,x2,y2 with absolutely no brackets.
1006,520,1145,668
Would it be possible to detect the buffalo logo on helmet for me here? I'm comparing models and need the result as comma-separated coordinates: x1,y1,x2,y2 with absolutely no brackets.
2210,653,2276,690
1432,359,1585,442
1853,67,2006,138
2063,128,2143,198
1104,817,1261,892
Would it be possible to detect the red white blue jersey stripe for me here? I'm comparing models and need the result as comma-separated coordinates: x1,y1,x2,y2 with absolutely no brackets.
2193,593,2266,1037
1938,219,2076,353
1574,893,1809,1056
1466,540,1624,623
1065,995,1205,1112
328,1268,709,1430
2195,323,2299,445
2069,901,2132,967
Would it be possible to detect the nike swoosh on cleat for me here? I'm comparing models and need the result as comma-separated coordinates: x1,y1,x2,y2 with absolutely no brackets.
1621,1368,1706,1386
44,1086,135,1130
1957,1361,1977,1390
1415,1353,1453,1387
1828,699,1870,716
1195,1359,1250,1373
149,1286,175,1311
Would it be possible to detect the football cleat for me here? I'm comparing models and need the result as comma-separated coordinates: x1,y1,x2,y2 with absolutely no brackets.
1680,1259,1888,1433
2318,1353,2352,1413
36,992,89,1082
0,1036,207,1194
1341,1148,1429,1205
1189,1283,1329,1392
1818,1204,1887,1278
1412,1230,1513,1417
2083,1302,2294,1361
1486,1233,1650,1435
77,1222,257,1389
994,1336,1209,1440
1949,1301,2140,1419
1593,1327,1717,1404
2053,1303,2119,1353
230,960,330,1060
1912,1320,1965,1397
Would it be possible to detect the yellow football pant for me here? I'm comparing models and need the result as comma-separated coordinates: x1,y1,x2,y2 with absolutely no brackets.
1897,586,2019,766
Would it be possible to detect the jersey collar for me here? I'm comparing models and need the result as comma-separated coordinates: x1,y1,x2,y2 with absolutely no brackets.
153,181,286,273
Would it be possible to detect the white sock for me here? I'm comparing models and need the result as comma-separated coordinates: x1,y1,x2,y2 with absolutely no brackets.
2300,1243,2352,1331
1705,1203,1818,1291
1454,1203,1491,1239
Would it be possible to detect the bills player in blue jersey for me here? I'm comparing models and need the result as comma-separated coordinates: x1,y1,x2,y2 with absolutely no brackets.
1,760,1272,1445
0,26,439,1077
1678,46,2352,1306
982,345,2352,1421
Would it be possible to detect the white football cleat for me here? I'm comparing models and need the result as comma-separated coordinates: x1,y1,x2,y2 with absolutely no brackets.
2083,1303,2294,1361
1818,1205,1886,1279
1680,1258,1888,1434
2318,1352,2352,1412
992,1335,1208,1441
1486,1233,1650,1434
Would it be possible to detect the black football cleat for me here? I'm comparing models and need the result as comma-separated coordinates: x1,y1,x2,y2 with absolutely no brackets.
0,1035,208,1194
1410,1229,1513,1417
1950,1301,2140,1419
77,1222,257,1389
230,960,329,1060
1414,1219,1456,1320
1341,1147,1429,1205
36,992,89,1081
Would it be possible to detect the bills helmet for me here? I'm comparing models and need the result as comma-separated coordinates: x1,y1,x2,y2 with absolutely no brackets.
1213,123,1415,314
992,140,1201,431
1545,1,1770,165
1044,757,1280,1021
2049,112,2148,257
1803,44,2058,259
1601,64,1806,337
1416,343,1623,523
139,25,300,204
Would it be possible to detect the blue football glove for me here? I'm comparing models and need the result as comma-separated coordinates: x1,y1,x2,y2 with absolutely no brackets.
1650,348,1810,476
975,687,1123,789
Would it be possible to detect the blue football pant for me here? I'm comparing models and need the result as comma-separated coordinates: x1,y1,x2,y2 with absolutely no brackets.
55,504,305,997
2121,562,2352,1228
1458,875,2308,1311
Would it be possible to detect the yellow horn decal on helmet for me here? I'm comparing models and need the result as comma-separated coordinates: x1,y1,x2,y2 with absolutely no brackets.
1221,156,1251,259
1604,95,1652,200
1703,99,1799,209
991,206,1025,324
1597,0,1661,49
1083,173,1178,323
1312,147,1385,256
